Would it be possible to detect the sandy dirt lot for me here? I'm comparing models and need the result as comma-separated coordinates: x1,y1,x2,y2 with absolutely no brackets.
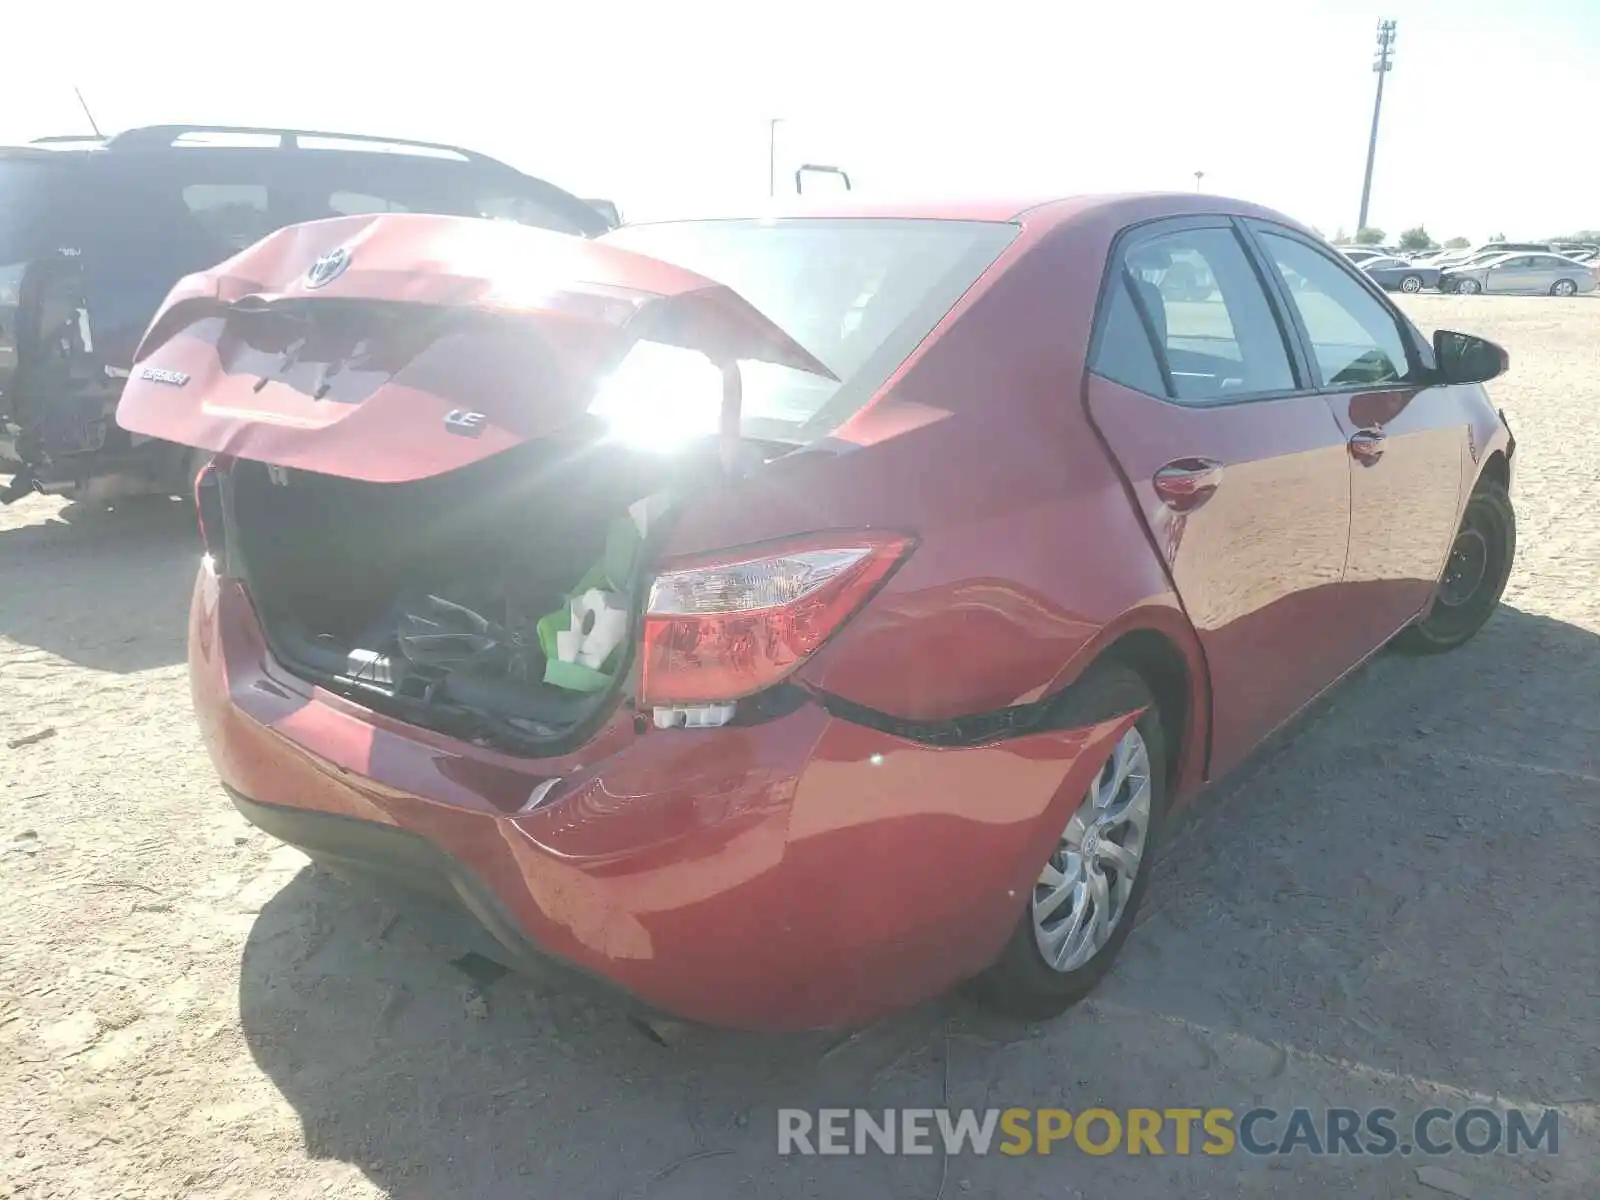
2,294,1597,1199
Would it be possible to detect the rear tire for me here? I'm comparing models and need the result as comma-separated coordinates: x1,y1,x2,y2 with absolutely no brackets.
1400,274,1423,293
967,665,1166,1020
1393,479,1515,655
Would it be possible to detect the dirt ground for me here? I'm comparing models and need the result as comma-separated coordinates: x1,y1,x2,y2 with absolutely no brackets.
2,293,1597,1199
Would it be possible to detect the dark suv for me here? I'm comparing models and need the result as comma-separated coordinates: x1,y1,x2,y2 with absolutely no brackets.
0,124,613,505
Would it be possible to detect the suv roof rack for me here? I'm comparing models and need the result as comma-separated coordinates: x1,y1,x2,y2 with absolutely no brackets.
103,124,516,169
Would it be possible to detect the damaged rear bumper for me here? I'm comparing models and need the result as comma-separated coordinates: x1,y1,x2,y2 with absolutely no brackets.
195,561,1136,1030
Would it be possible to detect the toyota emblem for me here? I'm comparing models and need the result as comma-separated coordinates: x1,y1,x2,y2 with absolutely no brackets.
305,247,352,289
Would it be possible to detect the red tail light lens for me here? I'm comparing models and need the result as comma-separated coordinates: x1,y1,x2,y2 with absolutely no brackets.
639,532,914,706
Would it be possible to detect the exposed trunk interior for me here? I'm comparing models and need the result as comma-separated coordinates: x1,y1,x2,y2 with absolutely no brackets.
229,435,691,752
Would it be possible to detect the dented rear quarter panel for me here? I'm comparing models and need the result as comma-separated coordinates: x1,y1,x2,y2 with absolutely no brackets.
659,208,1213,799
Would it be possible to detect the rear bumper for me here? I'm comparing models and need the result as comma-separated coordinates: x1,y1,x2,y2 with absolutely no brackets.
193,562,1134,1030
226,788,649,1013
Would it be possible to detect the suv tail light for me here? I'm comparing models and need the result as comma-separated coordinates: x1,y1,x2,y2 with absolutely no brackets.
639,531,914,706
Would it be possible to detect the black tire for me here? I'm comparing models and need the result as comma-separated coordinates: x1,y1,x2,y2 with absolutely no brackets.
967,665,1167,1020
1455,278,1482,295
1551,278,1577,297
1400,274,1423,293
1393,478,1515,655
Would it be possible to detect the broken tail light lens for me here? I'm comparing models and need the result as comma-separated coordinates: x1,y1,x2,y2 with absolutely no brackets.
639,532,915,706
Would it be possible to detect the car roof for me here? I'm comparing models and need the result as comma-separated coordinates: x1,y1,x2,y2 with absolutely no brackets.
628,192,1318,237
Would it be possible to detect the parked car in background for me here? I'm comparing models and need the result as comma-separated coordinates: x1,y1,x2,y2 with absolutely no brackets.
117,193,1516,1029
1335,245,1388,264
1359,254,1440,293
1440,251,1598,295
0,124,613,506
1433,240,1554,269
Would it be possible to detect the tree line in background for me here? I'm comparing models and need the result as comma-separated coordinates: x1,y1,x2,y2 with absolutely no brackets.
1311,226,1600,252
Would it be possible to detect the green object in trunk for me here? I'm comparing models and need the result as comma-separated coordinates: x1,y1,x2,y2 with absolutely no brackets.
535,515,643,692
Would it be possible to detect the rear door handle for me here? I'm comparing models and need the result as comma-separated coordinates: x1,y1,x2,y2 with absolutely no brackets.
1152,458,1224,511
1349,428,1387,464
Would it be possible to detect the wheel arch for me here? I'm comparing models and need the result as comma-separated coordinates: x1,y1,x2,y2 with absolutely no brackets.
1479,448,1510,493
1044,611,1212,804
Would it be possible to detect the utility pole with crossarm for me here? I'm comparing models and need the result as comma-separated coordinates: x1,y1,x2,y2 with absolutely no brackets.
1358,19,1397,232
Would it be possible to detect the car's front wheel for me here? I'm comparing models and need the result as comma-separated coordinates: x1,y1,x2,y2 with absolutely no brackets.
1455,277,1482,294
1393,478,1515,655
1551,278,1578,297
968,666,1166,1019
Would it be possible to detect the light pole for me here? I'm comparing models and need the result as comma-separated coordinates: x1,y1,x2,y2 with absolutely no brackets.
767,118,784,197
1194,170,1205,192
1358,19,1397,232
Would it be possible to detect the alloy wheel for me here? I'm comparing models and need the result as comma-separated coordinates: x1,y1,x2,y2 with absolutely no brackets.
1032,726,1153,973
1401,275,1422,293
1553,279,1577,297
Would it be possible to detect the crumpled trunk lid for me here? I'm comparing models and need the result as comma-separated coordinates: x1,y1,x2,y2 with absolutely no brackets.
116,212,833,483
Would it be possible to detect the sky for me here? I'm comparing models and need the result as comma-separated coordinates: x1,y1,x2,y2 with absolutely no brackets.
3,0,1596,241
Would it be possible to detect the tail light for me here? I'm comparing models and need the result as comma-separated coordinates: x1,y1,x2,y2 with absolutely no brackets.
639,531,914,707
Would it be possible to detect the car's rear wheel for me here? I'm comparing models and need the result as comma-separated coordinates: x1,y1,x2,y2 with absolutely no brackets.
1455,278,1482,295
1393,478,1515,655
1400,274,1423,293
968,666,1166,1019
1551,278,1577,297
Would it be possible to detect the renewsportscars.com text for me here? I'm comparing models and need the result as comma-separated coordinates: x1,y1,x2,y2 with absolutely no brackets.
777,1106,1560,1158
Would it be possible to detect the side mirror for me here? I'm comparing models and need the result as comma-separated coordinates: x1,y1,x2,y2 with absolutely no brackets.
1433,329,1509,385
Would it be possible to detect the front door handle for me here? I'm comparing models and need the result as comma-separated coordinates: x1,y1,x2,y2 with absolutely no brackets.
1349,428,1387,465
1153,458,1224,511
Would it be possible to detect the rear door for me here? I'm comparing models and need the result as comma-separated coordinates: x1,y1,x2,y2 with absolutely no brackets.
1084,216,1353,779
1247,221,1465,653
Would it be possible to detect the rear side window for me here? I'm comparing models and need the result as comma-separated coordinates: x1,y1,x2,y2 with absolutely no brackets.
1095,223,1297,404
1093,275,1166,395
289,161,590,233
327,189,410,216
1256,232,1413,388
182,183,274,252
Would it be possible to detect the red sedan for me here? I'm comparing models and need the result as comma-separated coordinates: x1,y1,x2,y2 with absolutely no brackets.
118,194,1515,1030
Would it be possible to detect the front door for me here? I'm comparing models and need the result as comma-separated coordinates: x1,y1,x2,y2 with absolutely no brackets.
1085,217,1354,780
1248,224,1467,655
1484,256,1536,293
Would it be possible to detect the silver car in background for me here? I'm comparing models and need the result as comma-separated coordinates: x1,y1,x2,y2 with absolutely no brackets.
1440,251,1598,296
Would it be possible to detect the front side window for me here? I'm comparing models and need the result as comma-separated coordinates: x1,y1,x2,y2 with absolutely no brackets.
1256,231,1414,389
1112,224,1297,403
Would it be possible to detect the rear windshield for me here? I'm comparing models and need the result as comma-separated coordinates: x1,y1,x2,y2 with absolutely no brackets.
599,218,1017,440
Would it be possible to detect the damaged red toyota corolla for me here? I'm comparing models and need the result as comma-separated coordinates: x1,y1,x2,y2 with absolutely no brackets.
120,196,1517,1030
